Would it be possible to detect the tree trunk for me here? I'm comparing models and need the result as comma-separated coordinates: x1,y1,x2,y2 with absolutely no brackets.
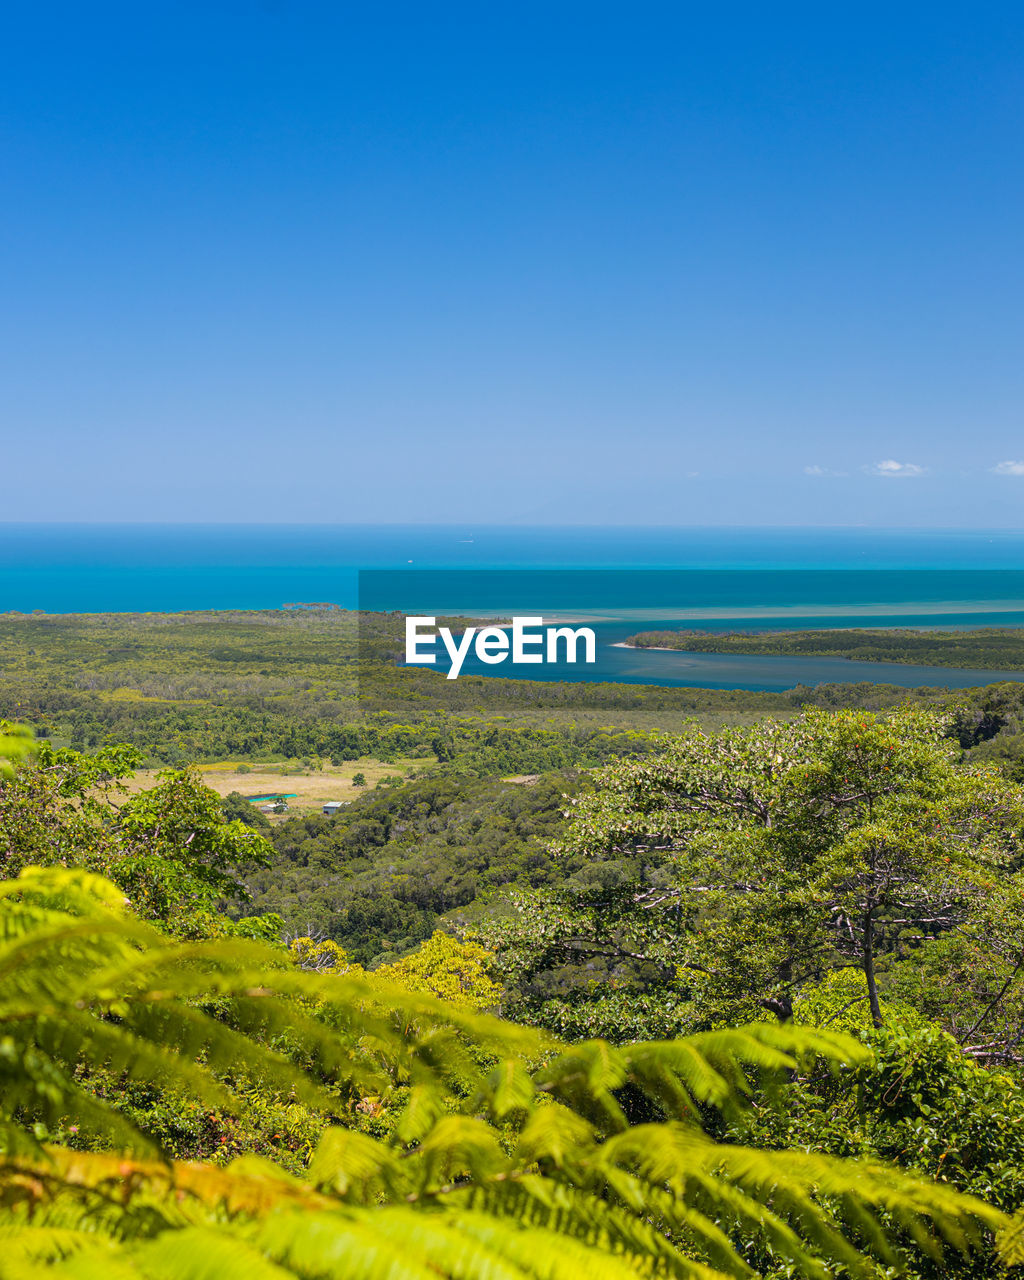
862,906,883,1028
762,993,793,1022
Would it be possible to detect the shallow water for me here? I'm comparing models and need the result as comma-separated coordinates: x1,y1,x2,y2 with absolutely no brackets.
419,618,1024,691
4,524,1024,691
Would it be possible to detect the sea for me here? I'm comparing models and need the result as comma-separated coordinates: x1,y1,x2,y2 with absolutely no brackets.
4,523,1024,692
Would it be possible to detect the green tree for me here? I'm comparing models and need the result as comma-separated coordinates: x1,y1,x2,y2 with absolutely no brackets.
0,743,273,935
221,789,272,829
884,912,1024,1067
728,972,1024,1275
490,708,1024,1041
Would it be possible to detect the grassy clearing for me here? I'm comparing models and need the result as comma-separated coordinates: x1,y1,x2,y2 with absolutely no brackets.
125,756,433,816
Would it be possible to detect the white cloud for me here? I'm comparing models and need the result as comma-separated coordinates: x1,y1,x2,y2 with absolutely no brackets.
803,465,846,477
863,459,926,478
992,460,1024,476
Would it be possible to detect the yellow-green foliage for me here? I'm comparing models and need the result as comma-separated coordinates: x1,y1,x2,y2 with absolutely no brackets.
288,935,352,973
376,931,501,1010
0,864,1016,1278
291,930,501,1011
0,721,34,777
793,968,925,1038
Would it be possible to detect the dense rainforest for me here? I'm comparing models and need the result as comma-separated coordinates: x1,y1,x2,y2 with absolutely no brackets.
5,610,1024,1274
7,608,1024,770
246,772,587,963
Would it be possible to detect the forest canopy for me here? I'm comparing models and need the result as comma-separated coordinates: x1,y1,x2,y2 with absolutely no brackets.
0,760,1022,1278
5,611,1024,1275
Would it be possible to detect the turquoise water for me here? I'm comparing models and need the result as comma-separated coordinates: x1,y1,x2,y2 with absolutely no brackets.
444,621,1024,691
4,524,1024,691
5,524,1024,614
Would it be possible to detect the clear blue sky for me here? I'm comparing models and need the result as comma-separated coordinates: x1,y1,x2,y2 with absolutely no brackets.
3,2,1024,525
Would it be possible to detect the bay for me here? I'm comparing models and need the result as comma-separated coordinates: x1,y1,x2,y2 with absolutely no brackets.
4,524,1024,691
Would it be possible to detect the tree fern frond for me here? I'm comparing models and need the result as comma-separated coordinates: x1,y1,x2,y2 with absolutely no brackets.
0,723,36,779
594,1125,863,1278
0,1147,334,1224
445,1208,731,1280
121,1226,297,1280
597,1167,756,1278
0,867,135,915
124,995,376,1111
253,1207,522,1280
306,1127,397,1200
997,1210,1024,1267
0,867,542,1166
743,1146,999,1256
514,1101,594,1167
621,1040,732,1118
411,1115,508,1188
534,1041,629,1131
32,1008,234,1114
598,1124,1001,1276
253,1205,694,1280
392,1083,448,1146
0,864,1011,1278
0,915,152,999
460,1174,733,1279
730,1021,873,1070
483,1060,536,1121
2,1245,141,1280
642,1024,871,1105
0,1224,118,1269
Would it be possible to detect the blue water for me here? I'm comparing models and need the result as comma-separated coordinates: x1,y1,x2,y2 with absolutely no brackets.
4,524,1024,610
3,524,1024,691
416,618,1024,692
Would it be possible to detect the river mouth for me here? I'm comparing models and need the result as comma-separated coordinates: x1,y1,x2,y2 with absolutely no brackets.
405,615,1024,692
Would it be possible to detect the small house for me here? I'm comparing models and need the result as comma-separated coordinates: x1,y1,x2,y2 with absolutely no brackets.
322,801,347,816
